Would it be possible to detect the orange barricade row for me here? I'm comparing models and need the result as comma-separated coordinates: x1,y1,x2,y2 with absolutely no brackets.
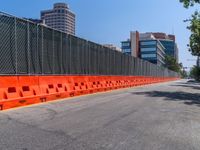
0,75,179,111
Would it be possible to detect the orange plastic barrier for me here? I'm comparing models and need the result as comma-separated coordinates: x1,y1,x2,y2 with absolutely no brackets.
0,75,179,111
39,76,69,101
0,76,41,110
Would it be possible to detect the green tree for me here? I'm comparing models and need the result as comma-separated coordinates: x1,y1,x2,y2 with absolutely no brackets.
185,11,200,56
180,0,200,57
180,0,200,80
164,55,187,77
164,55,181,72
180,69,188,78
190,65,200,80
179,0,200,8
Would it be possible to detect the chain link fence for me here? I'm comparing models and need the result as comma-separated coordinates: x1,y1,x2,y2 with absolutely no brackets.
0,12,178,77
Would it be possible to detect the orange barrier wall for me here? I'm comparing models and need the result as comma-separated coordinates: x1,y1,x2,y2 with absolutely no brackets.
0,76,179,111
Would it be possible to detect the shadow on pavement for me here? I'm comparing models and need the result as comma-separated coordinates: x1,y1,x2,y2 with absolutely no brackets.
175,80,199,85
133,91,200,106
132,82,200,107
170,84,200,90
170,80,200,90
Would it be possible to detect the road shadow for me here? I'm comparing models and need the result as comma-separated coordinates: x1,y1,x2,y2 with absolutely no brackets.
175,80,199,85
170,84,200,90
170,80,200,90
133,91,200,107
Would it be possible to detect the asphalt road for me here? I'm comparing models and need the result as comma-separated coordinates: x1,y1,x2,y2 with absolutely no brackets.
0,79,200,150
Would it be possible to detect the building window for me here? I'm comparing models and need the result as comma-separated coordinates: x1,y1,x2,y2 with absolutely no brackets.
140,41,156,46
122,42,130,47
141,47,156,52
123,48,131,53
141,54,156,58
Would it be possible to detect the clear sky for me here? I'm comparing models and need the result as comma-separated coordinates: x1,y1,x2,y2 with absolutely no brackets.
0,0,199,70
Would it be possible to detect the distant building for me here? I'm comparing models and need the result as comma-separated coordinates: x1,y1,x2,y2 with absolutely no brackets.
152,32,175,41
41,3,75,35
121,31,140,57
130,31,140,57
140,40,165,66
103,44,122,52
139,32,156,40
159,40,178,62
121,31,179,66
121,40,131,55
26,18,43,24
151,33,178,62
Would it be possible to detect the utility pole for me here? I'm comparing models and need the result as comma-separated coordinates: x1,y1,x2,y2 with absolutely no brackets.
197,56,200,67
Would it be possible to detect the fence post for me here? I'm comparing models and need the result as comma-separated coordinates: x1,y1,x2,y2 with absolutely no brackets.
14,17,18,74
27,21,30,75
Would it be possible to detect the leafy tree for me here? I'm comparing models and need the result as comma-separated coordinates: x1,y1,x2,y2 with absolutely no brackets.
190,65,200,80
185,11,200,56
179,0,200,80
179,0,200,8
164,55,181,72
180,0,200,57
180,69,188,78
165,55,187,77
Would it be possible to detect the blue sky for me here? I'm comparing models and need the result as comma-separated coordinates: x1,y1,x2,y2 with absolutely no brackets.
0,0,199,69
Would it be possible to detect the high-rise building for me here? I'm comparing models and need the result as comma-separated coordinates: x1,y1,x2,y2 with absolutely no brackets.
121,31,140,57
151,33,178,62
139,32,156,40
121,31,179,66
140,40,166,66
159,40,179,62
130,31,140,57
121,40,131,55
41,3,75,35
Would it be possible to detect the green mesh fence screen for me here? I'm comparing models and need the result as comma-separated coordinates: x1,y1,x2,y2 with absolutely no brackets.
0,12,178,77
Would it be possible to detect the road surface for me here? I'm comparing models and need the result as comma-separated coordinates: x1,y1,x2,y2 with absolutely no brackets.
0,79,200,150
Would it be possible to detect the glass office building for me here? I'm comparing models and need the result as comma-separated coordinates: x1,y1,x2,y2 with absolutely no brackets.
140,40,165,66
121,31,179,66
160,40,178,61
121,41,131,55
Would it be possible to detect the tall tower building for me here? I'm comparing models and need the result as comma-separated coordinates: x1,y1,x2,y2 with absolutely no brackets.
41,3,75,35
